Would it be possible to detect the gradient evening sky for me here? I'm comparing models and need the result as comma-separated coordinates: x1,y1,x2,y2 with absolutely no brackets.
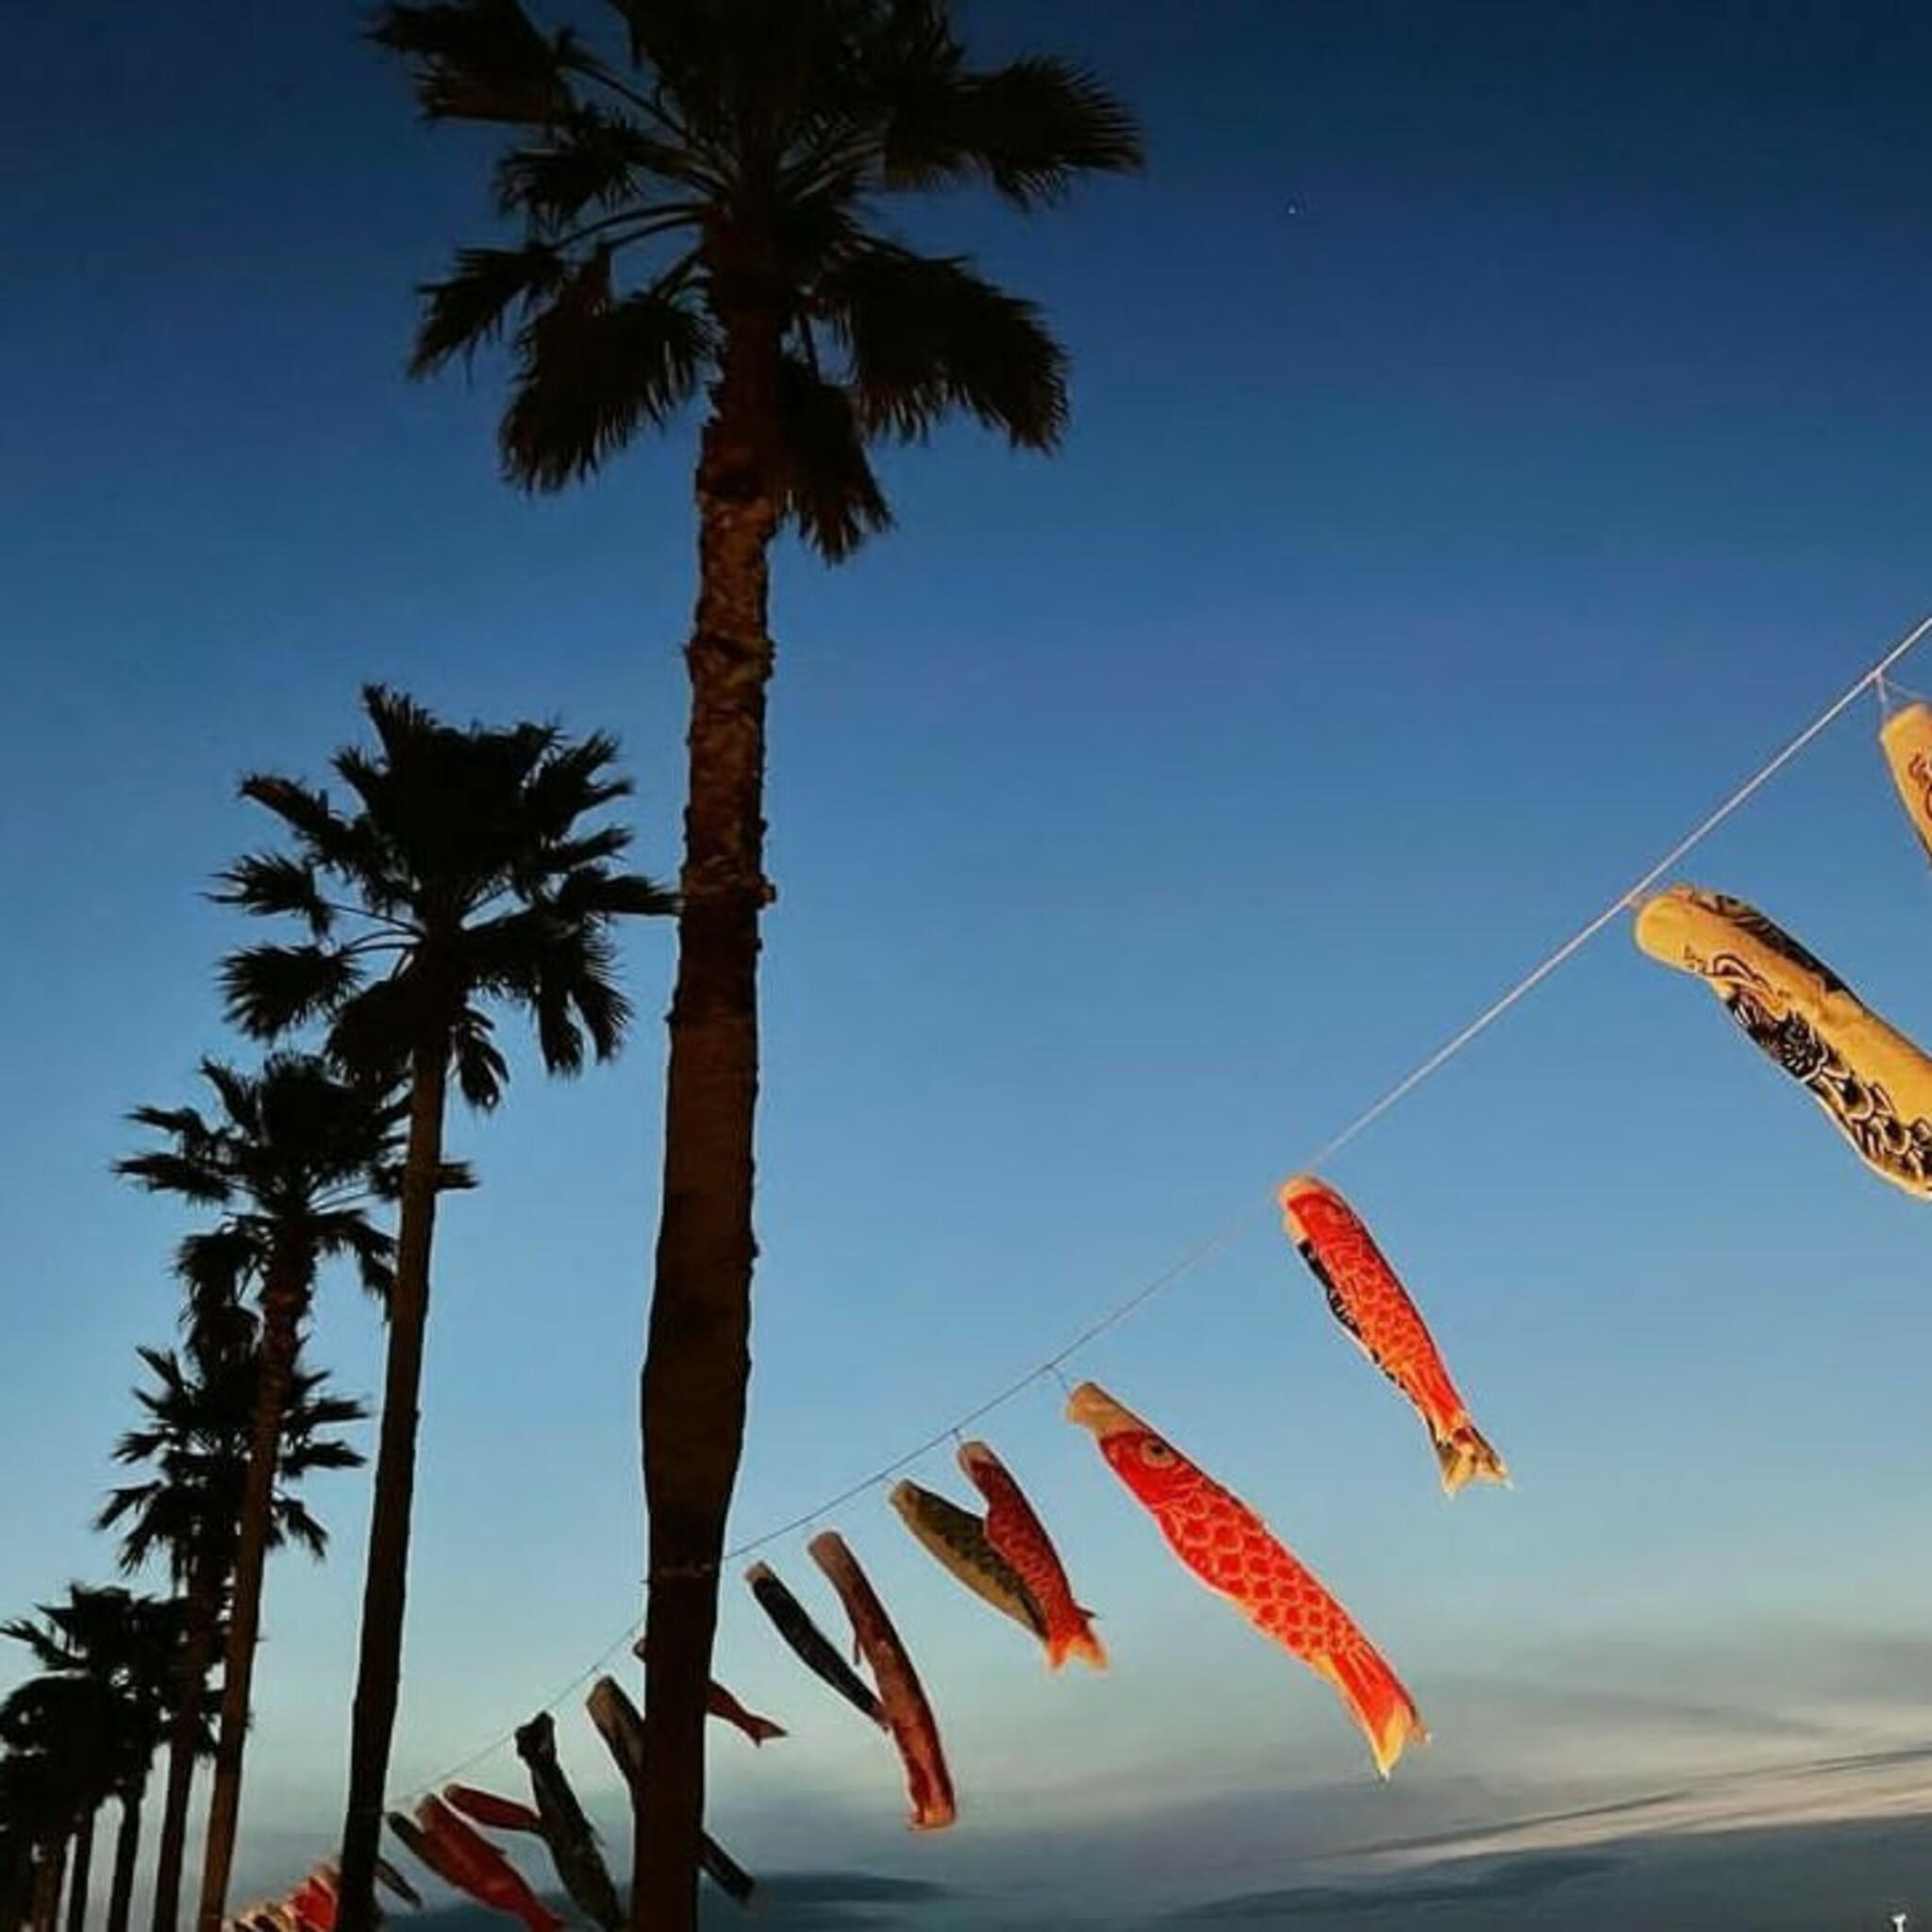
8,1,1932,1923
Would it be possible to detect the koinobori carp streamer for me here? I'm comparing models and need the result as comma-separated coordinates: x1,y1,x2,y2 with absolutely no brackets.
956,1439,1106,1671
441,1785,542,1837
389,1799,561,1932
808,1531,956,1829
513,1712,624,1932
1277,1174,1507,1495
632,1636,787,1745
743,1561,888,1728
888,1478,1046,1644
1635,884,1932,1198
1066,1380,1426,1777
582,1676,757,1907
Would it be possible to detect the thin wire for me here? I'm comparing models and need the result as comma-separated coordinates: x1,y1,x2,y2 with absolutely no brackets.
390,1616,643,1805
1304,610,1932,1168
384,608,1932,1813
717,1213,1257,1566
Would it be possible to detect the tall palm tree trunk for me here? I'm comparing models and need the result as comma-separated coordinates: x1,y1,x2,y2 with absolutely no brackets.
149,1570,219,1932
635,311,780,1932
61,1815,92,1932
194,1260,308,1932
103,1778,144,1932
335,1041,449,1932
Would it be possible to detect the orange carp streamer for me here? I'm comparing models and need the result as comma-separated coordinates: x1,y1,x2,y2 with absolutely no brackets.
955,1440,1107,1670
1066,1380,1425,1778
1277,1174,1507,1495
808,1531,956,1830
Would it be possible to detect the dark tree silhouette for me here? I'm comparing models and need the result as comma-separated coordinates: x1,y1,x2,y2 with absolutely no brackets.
118,1058,401,1932
371,4,1141,1922
0,1591,179,1932
217,686,672,1931
97,1341,365,1932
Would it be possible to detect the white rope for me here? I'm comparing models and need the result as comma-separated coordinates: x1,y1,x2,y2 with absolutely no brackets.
388,607,1932,1801
1306,609,1932,1165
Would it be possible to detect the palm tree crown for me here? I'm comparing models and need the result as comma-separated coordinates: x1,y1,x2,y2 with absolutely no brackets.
98,1346,366,1584
375,0,1142,550
217,684,673,1093
118,1055,407,1332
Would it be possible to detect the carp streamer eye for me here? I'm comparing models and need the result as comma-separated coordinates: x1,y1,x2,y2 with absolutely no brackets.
1139,1439,1175,1467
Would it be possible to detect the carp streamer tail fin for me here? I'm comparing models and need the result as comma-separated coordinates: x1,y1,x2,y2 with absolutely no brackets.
1315,1646,1427,1779
1433,1420,1509,1495
742,1712,788,1745
1048,1615,1108,1674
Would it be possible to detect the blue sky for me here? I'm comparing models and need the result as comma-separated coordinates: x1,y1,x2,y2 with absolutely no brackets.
8,0,1932,1922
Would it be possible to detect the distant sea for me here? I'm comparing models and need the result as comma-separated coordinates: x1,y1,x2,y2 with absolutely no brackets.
399,1810,1932,1930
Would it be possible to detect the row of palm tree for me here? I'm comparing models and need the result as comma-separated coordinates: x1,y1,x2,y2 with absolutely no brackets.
5,693,668,1932
2,1332,364,1932
14,4,1139,1927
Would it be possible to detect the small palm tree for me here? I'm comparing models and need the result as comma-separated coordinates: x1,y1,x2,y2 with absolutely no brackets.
97,1341,366,1932
0,1753,46,1931
371,9,1140,1921
118,1058,401,1932
0,1591,179,1932
0,1701,99,1932
216,685,672,1932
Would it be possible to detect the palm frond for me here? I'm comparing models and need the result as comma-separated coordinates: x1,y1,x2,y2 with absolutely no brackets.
493,103,704,220
550,865,677,920
214,855,333,937
221,944,364,1040
451,1008,511,1108
410,243,568,376
518,729,630,834
371,0,578,125
500,273,708,489
309,1211,396,1300
773,356,891,559
269,1498,329,1562
227,775,362,875
822,242,1066,447
324,976,421,1085
877,55,1143,207
113,1152,231,1206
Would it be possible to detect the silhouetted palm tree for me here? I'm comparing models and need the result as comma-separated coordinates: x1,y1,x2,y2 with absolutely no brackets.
372,5,1141,1920
97,1342,365,1932
0,1591,179,1932
0,1728,92,1932
118,1058,401,1932
0,1752,45,1931
217,685,672,1930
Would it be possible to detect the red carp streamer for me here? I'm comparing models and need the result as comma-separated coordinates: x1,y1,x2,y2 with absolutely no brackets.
441,1785,542,1836
956,1440,1106,1670
1067,1380,1425,1777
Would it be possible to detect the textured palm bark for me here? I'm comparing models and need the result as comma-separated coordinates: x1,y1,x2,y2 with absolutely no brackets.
62,1810,92,1932
634,302,780,1932
148,1564,219,1932
334,1040,449,1932
103,1776,144,1932
194,1254,308,1932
